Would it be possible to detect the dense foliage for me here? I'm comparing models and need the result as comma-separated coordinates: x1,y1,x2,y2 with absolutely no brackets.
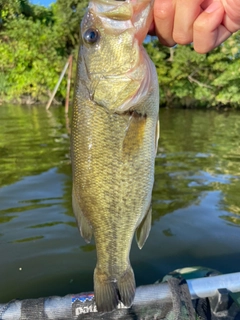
0,0,239,108
0,0,87,104
145,33,240,108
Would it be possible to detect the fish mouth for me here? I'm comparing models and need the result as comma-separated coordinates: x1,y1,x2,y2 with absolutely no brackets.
90,0,153,42
89,0,133,21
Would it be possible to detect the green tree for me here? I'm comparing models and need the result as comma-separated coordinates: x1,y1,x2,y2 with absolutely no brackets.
0,0,87,104
0,0,239,107
145,31,240,109
53,0,88,50
0,17,67,103
211,32,240,107
0,0,33,27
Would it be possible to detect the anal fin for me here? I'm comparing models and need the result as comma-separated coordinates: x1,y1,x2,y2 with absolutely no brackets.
135,204,152,249
72,185,92,243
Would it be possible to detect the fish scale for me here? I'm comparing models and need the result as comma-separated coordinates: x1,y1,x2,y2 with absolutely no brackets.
71,0,159,312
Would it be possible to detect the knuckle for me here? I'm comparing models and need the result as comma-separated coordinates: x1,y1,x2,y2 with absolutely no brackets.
223,0,240,27
173,32,192,45
160,39,177,47
154,1,174,21
224,0,240,13
193,19,208,33
155,9,169,21
194,46,210,54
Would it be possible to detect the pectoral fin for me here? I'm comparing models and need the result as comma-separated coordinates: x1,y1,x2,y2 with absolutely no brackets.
135,205,152,249
72,186,92,243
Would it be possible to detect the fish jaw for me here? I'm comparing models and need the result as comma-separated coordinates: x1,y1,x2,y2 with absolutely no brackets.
87,0,154,44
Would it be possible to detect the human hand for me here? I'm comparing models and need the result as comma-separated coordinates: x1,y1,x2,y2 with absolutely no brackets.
150,0,240,53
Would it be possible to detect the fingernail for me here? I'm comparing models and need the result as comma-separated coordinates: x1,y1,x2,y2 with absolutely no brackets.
205,1,222,13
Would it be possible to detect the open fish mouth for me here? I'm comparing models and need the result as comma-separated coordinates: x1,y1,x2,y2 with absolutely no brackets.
88,0,133,23
88,0,153,43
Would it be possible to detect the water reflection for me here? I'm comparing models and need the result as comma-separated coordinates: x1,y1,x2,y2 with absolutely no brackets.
80,244,96,252
12,236,44,243
153,109,240,226
0,106,240,303
220,215,240,227
0,106,70,187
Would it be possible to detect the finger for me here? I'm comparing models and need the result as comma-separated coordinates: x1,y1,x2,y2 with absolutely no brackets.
193,2,232,53
153,0,176,47
222,0,240,33
173,0,203,44
200,0,215,11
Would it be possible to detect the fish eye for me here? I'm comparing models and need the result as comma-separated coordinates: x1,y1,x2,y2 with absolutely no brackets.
83,28,99,44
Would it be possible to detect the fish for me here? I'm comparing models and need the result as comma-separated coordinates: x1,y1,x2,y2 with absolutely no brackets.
71,0,159,313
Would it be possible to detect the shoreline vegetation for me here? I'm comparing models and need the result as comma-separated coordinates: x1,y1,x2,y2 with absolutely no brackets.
0,0,240,109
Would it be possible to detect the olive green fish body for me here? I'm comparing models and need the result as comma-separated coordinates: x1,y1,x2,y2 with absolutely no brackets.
71,0,159,312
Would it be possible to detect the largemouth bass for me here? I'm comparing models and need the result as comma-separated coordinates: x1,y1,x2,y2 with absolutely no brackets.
71,0,159,312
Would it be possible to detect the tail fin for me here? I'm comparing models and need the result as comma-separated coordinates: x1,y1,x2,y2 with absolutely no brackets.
94,266,135,312
117,267,135,308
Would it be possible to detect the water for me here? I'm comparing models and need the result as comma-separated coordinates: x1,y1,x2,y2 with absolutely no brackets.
0,105,240,303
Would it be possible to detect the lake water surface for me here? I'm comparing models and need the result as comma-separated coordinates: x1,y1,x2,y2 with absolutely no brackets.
0,105,240,303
